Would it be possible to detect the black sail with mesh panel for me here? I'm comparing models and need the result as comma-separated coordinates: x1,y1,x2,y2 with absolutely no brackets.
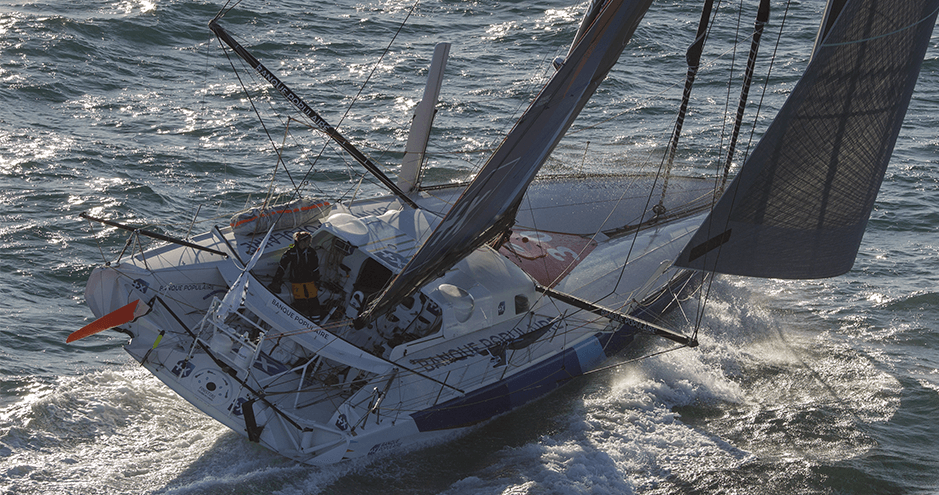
675,0,939,279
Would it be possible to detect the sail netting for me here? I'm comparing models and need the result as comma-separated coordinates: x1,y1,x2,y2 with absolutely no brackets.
357,0,655,324
676,0,939,279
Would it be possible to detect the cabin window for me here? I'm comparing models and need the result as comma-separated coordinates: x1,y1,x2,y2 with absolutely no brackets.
515,294,529,314
354,258,392,299
332,236,356,255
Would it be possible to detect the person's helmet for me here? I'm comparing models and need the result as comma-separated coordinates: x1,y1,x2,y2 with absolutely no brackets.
294,231,312,242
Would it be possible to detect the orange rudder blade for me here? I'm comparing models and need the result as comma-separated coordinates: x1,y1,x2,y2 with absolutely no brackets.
67,299,142,343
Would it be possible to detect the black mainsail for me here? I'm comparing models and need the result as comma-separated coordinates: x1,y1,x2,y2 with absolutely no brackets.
676,0,939,278
357,0,655,324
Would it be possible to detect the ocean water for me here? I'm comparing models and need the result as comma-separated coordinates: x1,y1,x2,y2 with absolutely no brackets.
2,0,938,493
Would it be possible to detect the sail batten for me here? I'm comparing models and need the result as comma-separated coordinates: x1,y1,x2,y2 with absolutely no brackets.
675,0,939,279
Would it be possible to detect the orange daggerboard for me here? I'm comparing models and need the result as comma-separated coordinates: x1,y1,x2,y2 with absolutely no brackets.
67,299,147,343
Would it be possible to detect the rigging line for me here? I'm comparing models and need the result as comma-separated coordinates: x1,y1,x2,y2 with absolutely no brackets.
288,0,425,199
305,130,378,205
523,173,651,307
334,0,421,131
714,0,744,194
215,36,302,197
85,215,108,264
568,22,765,139
543,156,659,304
528,173,641,304
506,93,656,294
719,0,770,193
741,0,790,167
507,183,584,297
185,21,219,220
691,0,746,333
216,0,244,19
283,106,386,207
263,120,290,207
657,0,718,211
263,118,332,206
608,141,671,296
820,4,939,47
692,0,793,334
270,116,373,205
239,62,316,202
662,273,703,342
583,342,693,376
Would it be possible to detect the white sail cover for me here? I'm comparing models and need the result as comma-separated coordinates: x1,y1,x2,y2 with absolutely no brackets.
357,0,655,323
676,0,939,278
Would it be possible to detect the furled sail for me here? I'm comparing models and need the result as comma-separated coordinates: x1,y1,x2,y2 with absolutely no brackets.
675,0,939,279
357,0,655,324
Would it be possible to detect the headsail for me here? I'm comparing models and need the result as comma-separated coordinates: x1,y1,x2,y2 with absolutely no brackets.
675,0,939,279
356,0,655,324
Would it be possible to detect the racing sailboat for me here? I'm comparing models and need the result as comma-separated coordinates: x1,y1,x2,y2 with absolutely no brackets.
74,0,938,465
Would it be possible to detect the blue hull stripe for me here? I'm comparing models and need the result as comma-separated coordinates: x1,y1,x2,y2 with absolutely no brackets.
410,272,694,431
410,328,636,431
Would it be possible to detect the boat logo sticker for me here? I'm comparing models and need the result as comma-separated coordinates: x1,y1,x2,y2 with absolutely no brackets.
372,249,408,271
241,228,312,256
171,359,194,378
336,414,349,431
131,278,150,294
253,352,290,376
408,316,561,371
229,397,249,417
192,368,232,407
368,439,401,456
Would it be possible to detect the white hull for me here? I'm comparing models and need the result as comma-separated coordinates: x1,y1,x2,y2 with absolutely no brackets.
84,175,710,465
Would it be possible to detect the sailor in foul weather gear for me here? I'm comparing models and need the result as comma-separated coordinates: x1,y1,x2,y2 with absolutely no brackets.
269,231,321,320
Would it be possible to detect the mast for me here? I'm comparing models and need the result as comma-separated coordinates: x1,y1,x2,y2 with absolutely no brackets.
208,19,419,210
356,0,657,326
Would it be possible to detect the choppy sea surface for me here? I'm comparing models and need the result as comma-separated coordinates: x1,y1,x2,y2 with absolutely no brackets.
2,0,938,493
